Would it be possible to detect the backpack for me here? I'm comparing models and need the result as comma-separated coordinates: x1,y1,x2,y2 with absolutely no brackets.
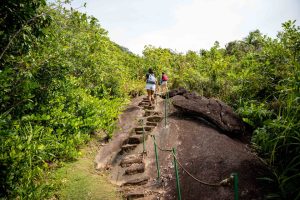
162,74,168,81
147,74,156,84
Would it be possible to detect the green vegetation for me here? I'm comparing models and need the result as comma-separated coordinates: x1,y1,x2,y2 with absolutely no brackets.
51,138,121,200
0,0,299,199
0,1,139,199
142,23,300,199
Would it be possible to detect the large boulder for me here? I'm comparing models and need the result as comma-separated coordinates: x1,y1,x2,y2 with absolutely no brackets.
170,89,246,136
168,87,188,98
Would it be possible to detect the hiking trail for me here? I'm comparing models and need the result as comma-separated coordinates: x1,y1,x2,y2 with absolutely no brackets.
95,90,268,200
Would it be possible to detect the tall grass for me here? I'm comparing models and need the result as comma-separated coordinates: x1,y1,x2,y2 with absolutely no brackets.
250,72,300,199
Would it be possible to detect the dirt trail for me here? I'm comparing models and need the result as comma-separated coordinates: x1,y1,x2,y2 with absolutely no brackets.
95,95,267,200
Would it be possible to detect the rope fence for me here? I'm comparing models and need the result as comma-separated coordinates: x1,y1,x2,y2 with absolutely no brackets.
150,134,238,200
144,87,239,200
151,135,233,186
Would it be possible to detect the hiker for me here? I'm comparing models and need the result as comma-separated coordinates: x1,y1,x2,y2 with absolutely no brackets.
145,68,156,105
160,72,168,93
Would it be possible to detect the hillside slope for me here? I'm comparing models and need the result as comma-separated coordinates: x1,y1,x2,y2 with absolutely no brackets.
95,92,269,199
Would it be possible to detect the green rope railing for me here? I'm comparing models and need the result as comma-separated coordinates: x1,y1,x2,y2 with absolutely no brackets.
172,147,182,200
144,88,238,199
151,134,172,152
151,135,232,187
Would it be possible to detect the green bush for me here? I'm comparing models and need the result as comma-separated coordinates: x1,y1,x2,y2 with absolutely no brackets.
0,2,137,199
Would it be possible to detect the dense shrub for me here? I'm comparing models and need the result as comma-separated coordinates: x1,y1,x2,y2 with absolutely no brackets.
0,1,138,198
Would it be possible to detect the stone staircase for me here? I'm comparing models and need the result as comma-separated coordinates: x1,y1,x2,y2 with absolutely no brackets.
116,97,163,200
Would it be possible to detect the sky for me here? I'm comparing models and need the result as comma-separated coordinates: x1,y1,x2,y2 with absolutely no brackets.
68,0,300,55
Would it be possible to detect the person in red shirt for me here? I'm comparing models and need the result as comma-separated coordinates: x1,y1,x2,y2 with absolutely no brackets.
160,72,168,94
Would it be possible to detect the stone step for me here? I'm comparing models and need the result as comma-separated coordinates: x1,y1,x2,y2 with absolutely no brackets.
126,135,144,145
141,98,150,101
121,144,138,153
120,154,143,167
135,130,150,135
122,176,149,186
146,116,163,123
135,126,153,132
138,102,150,106
146,122,157,127
125,191,145,200
124,163,145,175
123,189,159,200
139,195,158,200
143,105,155,110
144,110,161,117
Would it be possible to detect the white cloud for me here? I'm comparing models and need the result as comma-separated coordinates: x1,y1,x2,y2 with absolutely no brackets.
127,0,300,54
70,0,300,55
128,0,245,54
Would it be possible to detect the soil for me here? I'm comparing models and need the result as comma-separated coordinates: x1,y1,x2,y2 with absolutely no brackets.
95,94,269,200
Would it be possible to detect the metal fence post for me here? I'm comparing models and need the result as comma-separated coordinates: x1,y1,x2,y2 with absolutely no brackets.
153,135,160,180
232,173,238,200
172,148,182,200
